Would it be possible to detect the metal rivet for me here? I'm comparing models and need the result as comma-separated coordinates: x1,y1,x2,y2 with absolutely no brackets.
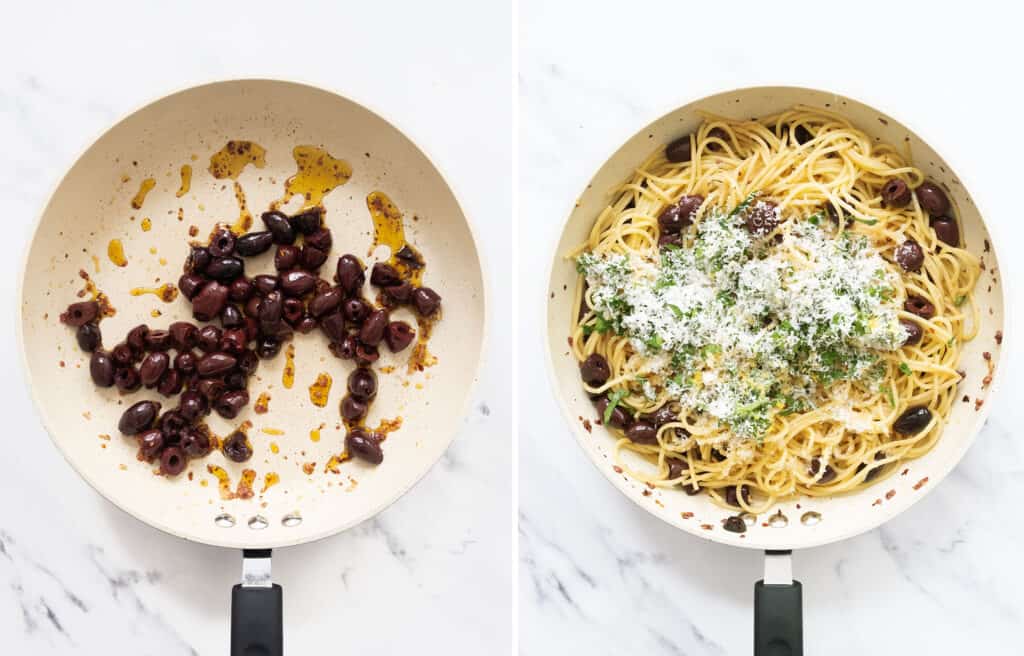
800,511,822,526
767,511,788,528
248,515,269,530
281,513,302,527
214,513,236,528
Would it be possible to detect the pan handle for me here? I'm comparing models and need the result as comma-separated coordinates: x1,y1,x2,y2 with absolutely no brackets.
231,549,283,656
754,549,803,656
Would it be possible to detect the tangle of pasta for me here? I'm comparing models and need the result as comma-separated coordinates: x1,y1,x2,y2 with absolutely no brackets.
569,106,980,513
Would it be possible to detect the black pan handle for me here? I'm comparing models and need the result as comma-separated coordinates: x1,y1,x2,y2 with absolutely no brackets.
754,550,802,656
231,549,283,656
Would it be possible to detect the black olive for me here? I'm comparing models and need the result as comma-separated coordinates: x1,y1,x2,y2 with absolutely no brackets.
930,217,959,247
126,324,149,351
118,400,162,435
594,397,628,429
625,421,658,445
412,287,442,317
915,181,950,216
261,210,295,244
89,351,115,387
208,228,236,257
346,429,383,465
359,309,389,346
300,245,327,271
197,325,223,352
274,245,300,271
340,395,368,422
252,274,279,296
665,136,692,163
882,178,912,207
60,301,99,327
900,319,923,346
280,270,316,297
658,195,703,234
178,390,208,422
178,273,205,300
725,485,751,508
809,458,837,484
343,297,371,324
229,277,254,302
113,366,141,392
214,390,250,419
235,231,275,256
305,227,332,252
385,321,415,352
348,367,377,401
180,426,212,457
169,321,198,350
335,254,366,294
144,329,172,351
76,323,102,352
893,406,932,435
187,246,211,273
904,295,935,319
192,282,230,321
222,431,253,462
309,287,344,318
289,208,322,235
580,354,611,386
205,257,244,282
138,429,164,461
894,239,924,272
139,352,170,386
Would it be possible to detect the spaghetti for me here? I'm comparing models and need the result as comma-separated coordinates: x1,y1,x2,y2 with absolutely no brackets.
569,106,980,513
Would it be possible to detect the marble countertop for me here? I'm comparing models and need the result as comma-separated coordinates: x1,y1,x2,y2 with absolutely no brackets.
0,1,514,654
519,2,1024,654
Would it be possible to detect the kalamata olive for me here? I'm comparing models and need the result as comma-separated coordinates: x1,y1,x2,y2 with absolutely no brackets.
744,200,780,236
345,429,383,465
60,301,99,327
683,481,702,495
894,239,924,272
159,410,188,438
289,208,322,235
197,325,223,352
395,245,424,269
300,245,327,271
258,291,283,325
826,204,853,229
237,349,259,375
382,281,413,305
187,246,211,273
642,405,678,428
244,316,260,341
89,351,115,387
915,181,950,216
274,245,300,271
118,400,161,435
384,321,416,352
316,310,346,342
893,406,932,435
359,309,388,346
244,296,263,319
208,228,236,257
658,195,703,234
667,458,688,480
111,343,135,367
139,352,170,386
335,255,366,294
224,371,247,391
198,352,237,377
861,452,887,482
809,458,837,484
904,295,936,319
348,367,377,401
580,354,611,386
793,125,813,144
256,336,281,359
178,390,208,421
340,395,368,422
725,485,751,508
169,321,198,350
214,390,250,419
329,334,357,360
305,227,332,252
160,446,187,476
222,431,253,462
280,270,316,297
295,316,317,333
144,329,172,351
262,210,295,244
205,257,244,282
930,217,959,247
412,287,442,317
626,421,658,445
252,274,279,296
138,429,164,460
229,277,254,302
220,329,247,354
665,135,692,163
882,178,912,207
594,397,628,429
178,273,205,300
309,287,344,318
180,426,211,457
192,282,230,321
76,323,102,352
370,263,401,287
126,324,149,351
221,304,244,329
196,378,225,401
354,342,379,366
283,297,305,325
342,297,371,324
114,366,141,392
901,319,923,346
235,231,275,257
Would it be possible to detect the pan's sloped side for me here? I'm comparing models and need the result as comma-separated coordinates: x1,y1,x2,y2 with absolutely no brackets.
19,80,486,549
545,86,1008,550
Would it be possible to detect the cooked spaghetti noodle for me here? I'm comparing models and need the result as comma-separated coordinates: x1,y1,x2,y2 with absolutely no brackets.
569,106,980,513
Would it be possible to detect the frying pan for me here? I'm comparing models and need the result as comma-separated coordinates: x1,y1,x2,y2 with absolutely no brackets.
18,79,486,654
545,86,1008,654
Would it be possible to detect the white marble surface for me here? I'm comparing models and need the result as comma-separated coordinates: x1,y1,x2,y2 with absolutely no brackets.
520,1,1024,654
0,1,514,654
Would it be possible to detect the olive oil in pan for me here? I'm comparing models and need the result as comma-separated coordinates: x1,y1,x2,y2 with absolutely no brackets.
130,283,179,302
107,239,127,267
208,140,266,180
274,145,352,210
131,177,156,209
176,164,192,198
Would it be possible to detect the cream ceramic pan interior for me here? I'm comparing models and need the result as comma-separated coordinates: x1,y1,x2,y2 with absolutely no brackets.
20,80,485,549
546,86,1008,550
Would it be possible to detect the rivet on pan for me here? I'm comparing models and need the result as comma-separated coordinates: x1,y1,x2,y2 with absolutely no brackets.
214,513,236,528
248,515,269,530
740,512,758,524
767,511,788,528
281,513,302,527
800,511,822,526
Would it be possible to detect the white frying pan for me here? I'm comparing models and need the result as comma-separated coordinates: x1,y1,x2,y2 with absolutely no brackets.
545,87,1009,654
18,79,486,654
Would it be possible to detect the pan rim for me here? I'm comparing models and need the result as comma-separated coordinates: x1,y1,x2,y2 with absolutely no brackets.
541,84,1012,551
16,76,491,550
